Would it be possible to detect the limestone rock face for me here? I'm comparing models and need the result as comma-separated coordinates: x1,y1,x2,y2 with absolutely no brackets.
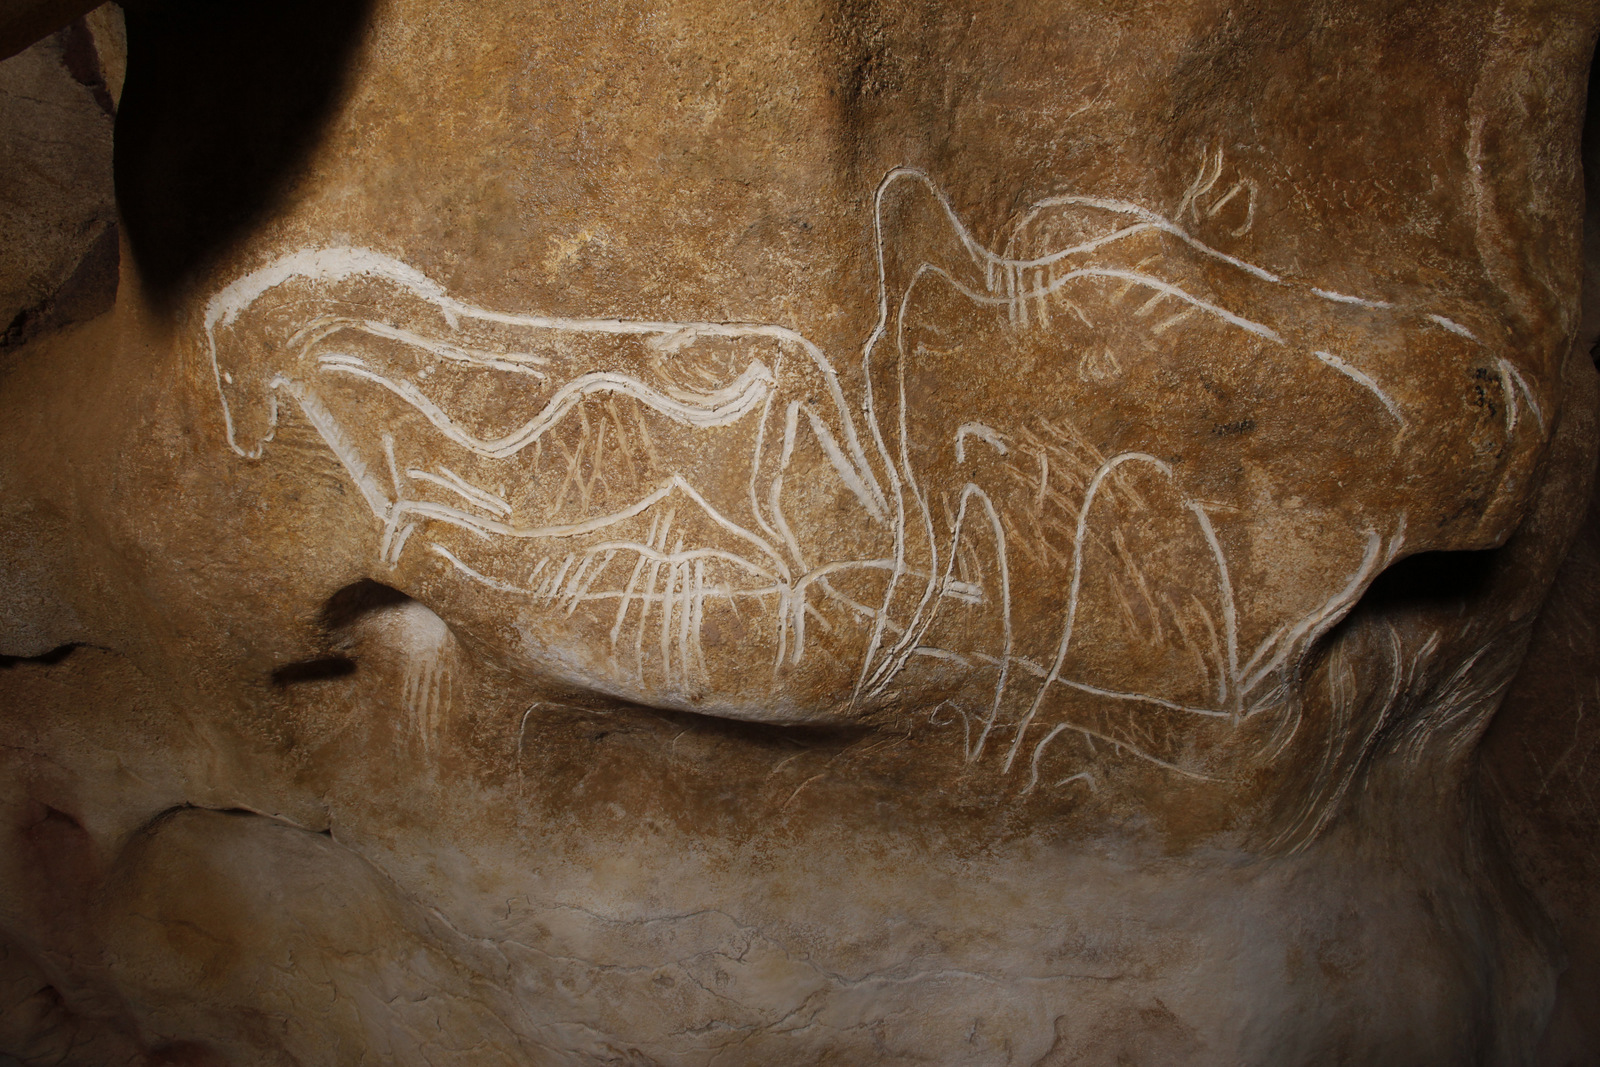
0,11,120,352
2,1,1599,1063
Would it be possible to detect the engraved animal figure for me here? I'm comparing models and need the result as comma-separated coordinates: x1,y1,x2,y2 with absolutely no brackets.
205,165,1528,782
206,249,900,719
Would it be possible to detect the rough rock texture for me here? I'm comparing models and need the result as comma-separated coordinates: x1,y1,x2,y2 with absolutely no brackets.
0,8,121,351
2,0,1599,1063
0,0,104,64
1478,61,1600,1065
1484,460,1600,1066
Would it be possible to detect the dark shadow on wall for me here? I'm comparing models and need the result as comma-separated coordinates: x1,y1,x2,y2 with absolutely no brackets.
114,0,372,306
1580,30,1600,367
1476,35,1600,1067
318,577,412,630
1355,548,1500,612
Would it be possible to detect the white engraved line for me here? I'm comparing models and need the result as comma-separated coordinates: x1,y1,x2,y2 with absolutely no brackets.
206,249,888,520
564,550,614,615
290,316,550,376
1426,314,1478,340
953,486,1013,762
1007,192,1372,310
271,377,391,517
382,433,403,494
859,182,1281,714
1004,452,1170,774
610,511,661,648
791,559,899,593
955,423,1008,463
541,556,574,600
804,406,888,524
388,523,417,564
317,356,774,459
1186,499,1242,719
1206,181,1245,219
1313,351,1406,426
858,263,944,698
814,577,907,632
1240,529,1383,699
864,264,953,693
405,466,513,516
876,260,1252,731
501,559,904,607
967,653,1227,718
1025,721,1220,793
1050,677,1227,718
1501,360,1544,433
914,647,971,665
576,587,789,604
1495,358,1519,436
770,401,807,665
676,545,693,685
852,170,928,708
861,187,1418,726
691,558,709,681
895,259,1285,344
1384,516,1407,568
580,541,781,580
378,432,408,561
211,180,1462,786
660,540,679,685
384,475,790,580
431,544,532,593
1496,357,1545,436
637,512,670,677
1310,288,1395,309
1176,146,1225,224
902,156,1282,286
1237,623,1289,685
745,383,788,563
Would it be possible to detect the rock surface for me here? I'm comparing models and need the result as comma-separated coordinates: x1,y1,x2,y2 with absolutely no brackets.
0,9,120,352
1,0,1599,1063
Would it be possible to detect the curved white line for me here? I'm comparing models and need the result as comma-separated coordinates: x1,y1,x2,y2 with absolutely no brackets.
318,357,774,459
955,423,1008,462
1313,350,1405,426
